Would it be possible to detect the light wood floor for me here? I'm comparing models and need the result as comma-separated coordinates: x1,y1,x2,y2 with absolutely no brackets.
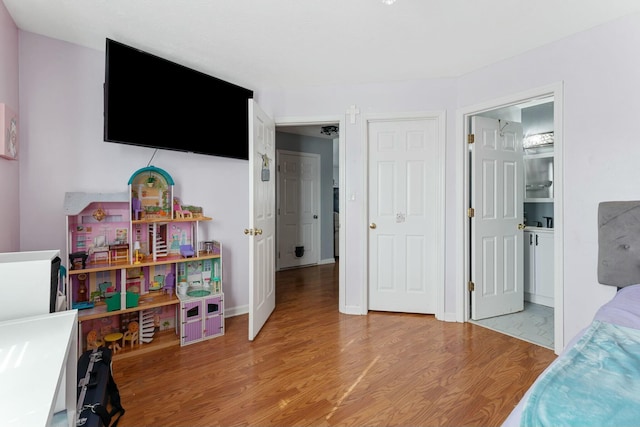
113,262,556,426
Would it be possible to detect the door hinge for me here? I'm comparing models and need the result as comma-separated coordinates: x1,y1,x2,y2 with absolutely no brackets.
467,208,475,218
468,281,475,292
467,134,475,144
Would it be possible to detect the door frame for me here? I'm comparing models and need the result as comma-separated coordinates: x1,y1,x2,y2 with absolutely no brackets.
455,82,565,354
364,111,446,319
275,149,321,270
275,115,346,313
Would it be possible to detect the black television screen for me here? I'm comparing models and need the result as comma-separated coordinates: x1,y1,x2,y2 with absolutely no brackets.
104,38,253,160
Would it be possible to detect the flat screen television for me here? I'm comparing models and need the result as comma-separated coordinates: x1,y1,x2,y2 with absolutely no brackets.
104,38,253,160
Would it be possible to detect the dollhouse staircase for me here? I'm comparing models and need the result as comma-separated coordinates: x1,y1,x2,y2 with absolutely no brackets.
139,309,156,343
148,224,168,258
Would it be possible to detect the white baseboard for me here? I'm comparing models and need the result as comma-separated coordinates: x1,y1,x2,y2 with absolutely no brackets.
225,304,248,318
438,311,459,322
318,258,336,265
341,305,366,315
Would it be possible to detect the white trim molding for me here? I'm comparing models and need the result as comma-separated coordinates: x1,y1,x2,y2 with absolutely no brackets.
455,82,564,354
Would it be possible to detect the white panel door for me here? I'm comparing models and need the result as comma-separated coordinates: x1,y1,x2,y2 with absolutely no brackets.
368,118,440,313
277,151,320,269
471,116,524,320
248,100,276,341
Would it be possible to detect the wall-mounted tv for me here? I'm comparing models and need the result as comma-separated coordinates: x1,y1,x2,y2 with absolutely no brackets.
104,38,253,160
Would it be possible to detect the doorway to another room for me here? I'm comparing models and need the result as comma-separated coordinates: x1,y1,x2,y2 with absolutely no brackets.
461,86,562,352
274,122,341,307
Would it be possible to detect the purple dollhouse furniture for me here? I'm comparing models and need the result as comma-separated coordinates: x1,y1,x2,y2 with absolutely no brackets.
131,197,142,220
180,245,195,258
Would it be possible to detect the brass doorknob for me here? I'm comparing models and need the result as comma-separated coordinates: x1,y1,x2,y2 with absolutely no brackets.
244,228,254,235
517,223,525,230
255,228,263,235
369,223,377,229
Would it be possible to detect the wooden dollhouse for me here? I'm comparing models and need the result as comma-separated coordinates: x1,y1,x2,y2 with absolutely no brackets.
63,166,224,358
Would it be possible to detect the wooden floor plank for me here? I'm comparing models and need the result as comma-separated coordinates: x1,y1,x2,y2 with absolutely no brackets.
112,262,556,426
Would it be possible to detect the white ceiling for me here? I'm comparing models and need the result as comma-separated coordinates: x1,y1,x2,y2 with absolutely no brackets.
3,0,640,91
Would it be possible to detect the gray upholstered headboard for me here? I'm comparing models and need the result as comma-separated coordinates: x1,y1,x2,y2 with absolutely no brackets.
598,201,640,287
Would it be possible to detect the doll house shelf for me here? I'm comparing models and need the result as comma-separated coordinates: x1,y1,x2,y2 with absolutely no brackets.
63,167,222,359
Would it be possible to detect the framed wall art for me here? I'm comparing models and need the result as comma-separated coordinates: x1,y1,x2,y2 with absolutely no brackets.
0,103,18,160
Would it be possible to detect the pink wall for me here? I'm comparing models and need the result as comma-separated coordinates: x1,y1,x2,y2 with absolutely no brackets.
0,2,19,252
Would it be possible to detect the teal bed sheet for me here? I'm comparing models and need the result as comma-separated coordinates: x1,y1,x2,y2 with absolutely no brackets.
521,320,640,427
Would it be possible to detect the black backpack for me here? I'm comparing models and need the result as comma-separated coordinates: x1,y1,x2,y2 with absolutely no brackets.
77,347,125,427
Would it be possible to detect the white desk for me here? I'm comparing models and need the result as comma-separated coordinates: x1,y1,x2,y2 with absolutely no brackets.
0,310,78,427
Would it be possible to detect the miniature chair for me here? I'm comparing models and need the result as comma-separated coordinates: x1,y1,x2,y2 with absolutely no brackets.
150,274,165,291
122,321,139,349
164,272,175,295
180,244,195,258
154,274,165,288
173,200,193,219
86,330,104,351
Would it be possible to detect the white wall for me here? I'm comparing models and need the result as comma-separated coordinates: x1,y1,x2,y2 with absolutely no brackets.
18,32,250,313
16,12,640,340
456,12,640,340
260,12,640,339
260,80,458,313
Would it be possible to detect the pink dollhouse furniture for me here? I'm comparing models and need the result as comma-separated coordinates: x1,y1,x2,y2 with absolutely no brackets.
173,200,193,219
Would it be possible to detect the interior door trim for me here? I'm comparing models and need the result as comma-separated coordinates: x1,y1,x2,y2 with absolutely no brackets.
455,82,565,354
274,116,347,313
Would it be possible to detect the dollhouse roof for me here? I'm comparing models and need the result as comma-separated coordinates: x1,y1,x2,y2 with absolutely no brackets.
63,192,129,215
127,166,174,185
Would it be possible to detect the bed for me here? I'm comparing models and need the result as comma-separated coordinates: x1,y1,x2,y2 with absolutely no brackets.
503,201,640,427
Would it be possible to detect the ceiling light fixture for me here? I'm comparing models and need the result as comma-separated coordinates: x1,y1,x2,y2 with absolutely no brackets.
523,132,554,149
381,0,396,4
320,125,339,136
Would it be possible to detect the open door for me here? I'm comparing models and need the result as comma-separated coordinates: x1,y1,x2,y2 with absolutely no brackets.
248,100,276,340
471,116,524,320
